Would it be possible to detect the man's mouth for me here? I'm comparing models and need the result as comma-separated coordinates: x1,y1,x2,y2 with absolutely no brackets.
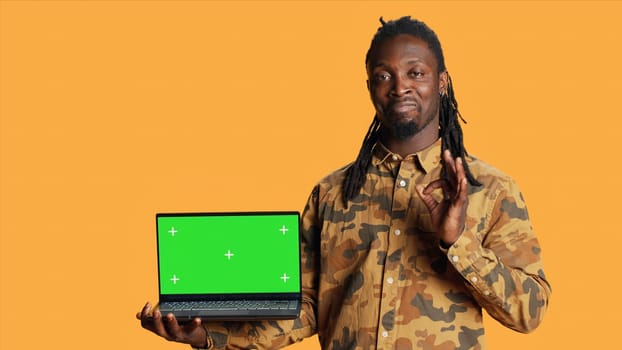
390,101,418,114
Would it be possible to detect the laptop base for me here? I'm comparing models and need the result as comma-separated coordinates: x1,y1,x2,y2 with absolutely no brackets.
159,300,301,322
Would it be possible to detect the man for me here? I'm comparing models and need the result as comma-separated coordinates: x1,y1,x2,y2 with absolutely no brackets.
137,16,551,349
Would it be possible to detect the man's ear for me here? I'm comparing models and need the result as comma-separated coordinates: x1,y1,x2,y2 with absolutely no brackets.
439,71,448,95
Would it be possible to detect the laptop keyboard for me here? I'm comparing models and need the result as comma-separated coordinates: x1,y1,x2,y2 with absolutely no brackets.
161,300,298,311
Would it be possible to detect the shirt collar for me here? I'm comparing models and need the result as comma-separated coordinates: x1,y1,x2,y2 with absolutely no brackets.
372,138,442,173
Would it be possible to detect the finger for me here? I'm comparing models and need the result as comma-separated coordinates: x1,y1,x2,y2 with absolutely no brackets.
151,310,172,339
457,177,468,204
163,313,183,341
421,179,450,196
140,302,151,318
455,168,468,205
443,150,458,179
139,302,154,327
416,185,435,213
416,180,450,212
445,151,467,195
183,318,203,334
184,318,206,347
455,156,465,178
454,157,468,201
424,178,454,203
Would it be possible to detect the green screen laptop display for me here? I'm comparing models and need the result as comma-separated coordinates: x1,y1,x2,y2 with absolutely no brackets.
157,212,301,296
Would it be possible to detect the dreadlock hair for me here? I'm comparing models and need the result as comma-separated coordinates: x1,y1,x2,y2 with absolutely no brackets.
342,16,482,207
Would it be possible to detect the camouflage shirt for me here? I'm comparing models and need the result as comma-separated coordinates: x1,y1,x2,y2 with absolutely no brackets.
202,139,551,350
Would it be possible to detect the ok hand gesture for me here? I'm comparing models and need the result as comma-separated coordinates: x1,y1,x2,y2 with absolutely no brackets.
416,150,469,246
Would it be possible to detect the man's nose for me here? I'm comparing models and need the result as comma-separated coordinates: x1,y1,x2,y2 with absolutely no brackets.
391,75,412,96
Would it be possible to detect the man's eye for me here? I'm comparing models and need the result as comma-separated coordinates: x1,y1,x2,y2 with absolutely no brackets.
375,73,391,81
410,71,424,78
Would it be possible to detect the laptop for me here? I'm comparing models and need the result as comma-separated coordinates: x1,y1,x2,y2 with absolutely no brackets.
155,211,302,321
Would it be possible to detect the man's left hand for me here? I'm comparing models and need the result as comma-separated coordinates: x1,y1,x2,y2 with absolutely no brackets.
416,149,469,246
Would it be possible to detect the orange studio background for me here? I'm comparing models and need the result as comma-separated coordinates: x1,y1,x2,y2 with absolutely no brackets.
1,1,621,349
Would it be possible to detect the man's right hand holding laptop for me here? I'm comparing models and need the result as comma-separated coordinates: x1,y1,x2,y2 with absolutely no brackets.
137,302,208,349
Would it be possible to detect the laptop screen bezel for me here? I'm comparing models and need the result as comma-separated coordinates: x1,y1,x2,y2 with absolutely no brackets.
155,211,302,301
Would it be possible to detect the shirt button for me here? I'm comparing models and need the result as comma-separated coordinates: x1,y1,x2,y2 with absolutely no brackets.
470,276,478,283
399,180,407,187
387,277,394,284
451,255,459,263
484,290,491,296
394,229,401,236
382,331,389,338
392,155,399,161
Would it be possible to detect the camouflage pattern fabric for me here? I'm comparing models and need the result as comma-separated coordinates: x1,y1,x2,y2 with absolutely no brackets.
202,139,551,349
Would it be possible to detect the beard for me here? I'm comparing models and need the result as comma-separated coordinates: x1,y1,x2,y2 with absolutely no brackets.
389,112,437,141
393,119,419,140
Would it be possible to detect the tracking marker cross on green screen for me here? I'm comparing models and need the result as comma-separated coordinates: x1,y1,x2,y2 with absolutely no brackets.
157,213,300,295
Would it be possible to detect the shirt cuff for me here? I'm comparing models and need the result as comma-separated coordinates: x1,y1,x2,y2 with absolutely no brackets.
444,231,499,302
